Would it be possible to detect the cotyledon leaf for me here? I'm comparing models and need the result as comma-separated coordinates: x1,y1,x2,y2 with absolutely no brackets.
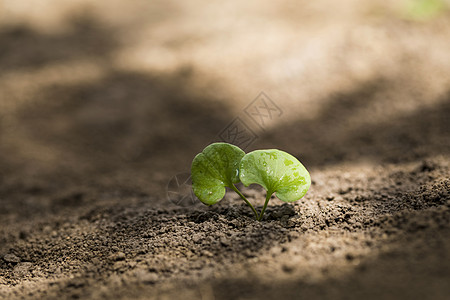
239,149,311,202
191,143,245,205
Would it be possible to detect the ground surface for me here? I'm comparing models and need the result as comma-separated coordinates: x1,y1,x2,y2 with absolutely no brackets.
0,1,449,299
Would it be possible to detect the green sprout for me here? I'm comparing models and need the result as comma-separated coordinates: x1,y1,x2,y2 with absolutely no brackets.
404,0,447,21
191,143,311,221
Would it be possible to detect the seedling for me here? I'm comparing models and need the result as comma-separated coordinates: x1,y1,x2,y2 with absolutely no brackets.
191,143,311,221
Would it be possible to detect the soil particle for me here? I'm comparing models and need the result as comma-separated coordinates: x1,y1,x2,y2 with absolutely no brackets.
111,252,126,261
3,254,20,264
13,262,33,277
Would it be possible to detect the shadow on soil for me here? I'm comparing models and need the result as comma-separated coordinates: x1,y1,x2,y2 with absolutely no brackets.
262,80,450,168
0,18,234,220
0,15,116,74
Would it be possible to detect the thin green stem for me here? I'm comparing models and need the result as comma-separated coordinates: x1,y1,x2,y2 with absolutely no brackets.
258,191,273,221
230,184,259,220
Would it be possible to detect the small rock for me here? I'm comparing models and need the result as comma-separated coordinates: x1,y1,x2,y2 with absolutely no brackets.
67,278,86,288
192,234,202,244
219,237,229,247
112,252,125,261
137,271,158,284
13,262,33,276
4,254,20,263
203,250,213,258
338,187,352,195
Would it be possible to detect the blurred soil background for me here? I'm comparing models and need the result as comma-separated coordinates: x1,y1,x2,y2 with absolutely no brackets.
0,1,449,299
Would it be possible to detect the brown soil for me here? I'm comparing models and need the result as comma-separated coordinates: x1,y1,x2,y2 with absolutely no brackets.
1,1,449,299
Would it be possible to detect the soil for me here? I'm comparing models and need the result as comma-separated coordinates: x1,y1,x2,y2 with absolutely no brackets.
0,1,449,299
